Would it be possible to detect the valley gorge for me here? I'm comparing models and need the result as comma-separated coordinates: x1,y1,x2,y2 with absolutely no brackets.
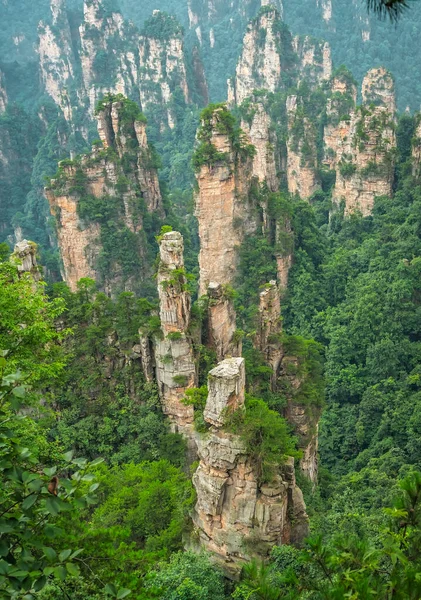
2,0,421,597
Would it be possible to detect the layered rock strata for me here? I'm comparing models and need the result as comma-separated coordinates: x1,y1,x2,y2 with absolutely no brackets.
192,357,308,576
45,97,163,293
153,232,197,438
326,67,396,216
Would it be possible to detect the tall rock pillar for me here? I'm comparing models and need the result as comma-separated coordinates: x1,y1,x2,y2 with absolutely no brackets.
191,357,308,577
154,231,197,439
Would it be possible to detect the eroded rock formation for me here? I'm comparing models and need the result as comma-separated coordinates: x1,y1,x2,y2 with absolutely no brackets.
153,231,197,438
207,282,241,362
0,71,8,114
240,98,279,192
286,94,320,200
191,357,308,576
326,67,396,216
11,240,42,282
195,106,257,296
255,281,282,390
45,97,163,293
139,12,190,129
38,0,75,121
412,117,421,179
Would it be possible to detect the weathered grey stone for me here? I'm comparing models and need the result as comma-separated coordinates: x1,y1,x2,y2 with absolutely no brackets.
204,358,245,427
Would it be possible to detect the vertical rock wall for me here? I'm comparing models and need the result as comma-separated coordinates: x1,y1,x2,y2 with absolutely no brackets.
38,0,76,121
195,108,257,296
207,282,241,362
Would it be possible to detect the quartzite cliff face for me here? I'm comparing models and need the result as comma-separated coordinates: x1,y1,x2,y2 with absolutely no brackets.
45,97,163,294
191,357,308,577
325,67,396,216
195,108,257,297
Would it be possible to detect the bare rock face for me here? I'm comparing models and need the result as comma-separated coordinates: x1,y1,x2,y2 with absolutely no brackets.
228,7,290,106
79,0,136,112
255,282,282,390
412,118,421,179
0,70,8,114
207,282,241,362
326,67,396,216
11,240,42,282
46,97,163,293
241,99,279,192
195,106,256,296
204,358,245,426
153,232,197,437
293,35,332,87
38,0,75,121
191,358,309,577
287,95,320,200
139,13,190,130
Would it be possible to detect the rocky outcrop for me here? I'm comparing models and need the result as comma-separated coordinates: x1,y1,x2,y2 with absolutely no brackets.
240,98,279,192
327,67,396,216
255,281,282,390
228,7,291,106
195,106,257,296
11,240,42,282
412,117,421,179
207,282,241,362
286,95,320,200
139,12,190,129
293,35,332,87
0,71,8,114
191,357,308,577
153,231,197,438
45,96,163,293
38,0,75,121
79,0,136,112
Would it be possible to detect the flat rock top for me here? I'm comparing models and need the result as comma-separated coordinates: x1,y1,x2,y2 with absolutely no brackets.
209,357,244,379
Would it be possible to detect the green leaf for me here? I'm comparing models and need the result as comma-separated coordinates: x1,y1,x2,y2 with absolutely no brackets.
69,549,83,560
105,583,117,596
12,386,26,398
22,494,38,511
89,483,100,493
43,567,55,577
63,451,73,462
90,457,104,467
53,566,67,582
66,562,80,577
43,467,57,477
33,576,47,592
0,540,9,557
59,549,72,562
42,547,57,562
45,497,60,516
117,589,131,599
